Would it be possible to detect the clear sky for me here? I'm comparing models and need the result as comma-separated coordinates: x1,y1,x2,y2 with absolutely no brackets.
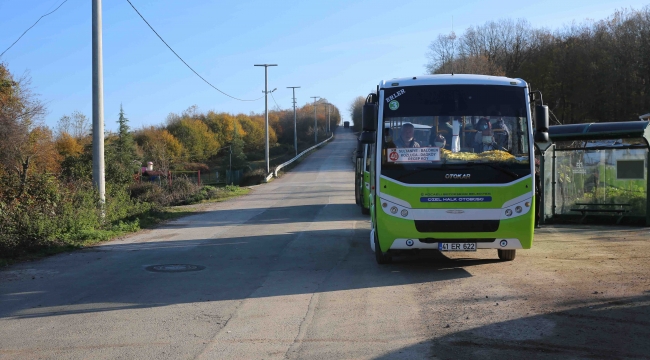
0,0,646,132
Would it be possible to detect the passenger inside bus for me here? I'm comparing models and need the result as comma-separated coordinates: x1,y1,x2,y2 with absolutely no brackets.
492,116,512,151
429,132,446,148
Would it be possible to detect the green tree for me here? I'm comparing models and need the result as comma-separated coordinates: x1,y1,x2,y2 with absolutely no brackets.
105,105,138,185
115,104,137,166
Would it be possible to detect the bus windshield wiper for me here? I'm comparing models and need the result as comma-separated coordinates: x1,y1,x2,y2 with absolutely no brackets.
467,162,520,179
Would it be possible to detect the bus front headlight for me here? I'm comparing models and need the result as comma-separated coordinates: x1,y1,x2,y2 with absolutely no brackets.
401,209,408,217
505,209,513,217
390,206,398,214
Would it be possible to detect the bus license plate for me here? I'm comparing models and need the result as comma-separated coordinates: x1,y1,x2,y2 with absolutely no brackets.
438,243,477,251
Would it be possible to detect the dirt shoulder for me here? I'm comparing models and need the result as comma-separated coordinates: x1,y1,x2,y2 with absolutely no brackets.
383,225,650,359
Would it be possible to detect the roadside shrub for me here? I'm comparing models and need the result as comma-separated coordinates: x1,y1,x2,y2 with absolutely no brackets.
269,143,292,157
0,175,101,257
246,152,264,161
0,172,244,260
240,168,266,186
0,175,154,258
130,182,169,207
169,177,200,205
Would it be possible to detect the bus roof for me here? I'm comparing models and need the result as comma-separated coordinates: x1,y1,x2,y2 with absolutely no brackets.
380,74,527,88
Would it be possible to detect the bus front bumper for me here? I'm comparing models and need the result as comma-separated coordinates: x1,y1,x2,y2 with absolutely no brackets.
373,210,534,252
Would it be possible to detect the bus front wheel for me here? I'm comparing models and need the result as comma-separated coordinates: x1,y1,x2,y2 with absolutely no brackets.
374,233,392,264
361,206,370,215
498,249,516,261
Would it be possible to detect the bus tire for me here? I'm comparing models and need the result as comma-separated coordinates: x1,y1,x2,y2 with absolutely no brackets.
498,249,516,261
361,206,370,215
374,233,392,264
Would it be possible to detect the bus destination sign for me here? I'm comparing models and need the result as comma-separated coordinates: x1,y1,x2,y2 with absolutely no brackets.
387,147,440,163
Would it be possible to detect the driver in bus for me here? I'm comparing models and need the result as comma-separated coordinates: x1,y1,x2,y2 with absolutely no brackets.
394,123,421,148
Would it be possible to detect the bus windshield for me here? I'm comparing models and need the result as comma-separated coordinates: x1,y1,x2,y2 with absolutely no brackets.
381,85,531,184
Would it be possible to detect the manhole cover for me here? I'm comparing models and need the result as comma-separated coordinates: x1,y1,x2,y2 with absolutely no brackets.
145,264,205,273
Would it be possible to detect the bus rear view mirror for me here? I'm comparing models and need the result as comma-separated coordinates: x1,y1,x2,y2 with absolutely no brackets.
359,131,376,144
362,104,377,132
534,104,549,143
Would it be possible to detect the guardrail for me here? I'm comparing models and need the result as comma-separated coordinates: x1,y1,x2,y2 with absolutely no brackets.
265,134,334,182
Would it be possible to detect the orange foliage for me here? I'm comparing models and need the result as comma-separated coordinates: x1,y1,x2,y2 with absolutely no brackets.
28,126,61,174
55,132,84,157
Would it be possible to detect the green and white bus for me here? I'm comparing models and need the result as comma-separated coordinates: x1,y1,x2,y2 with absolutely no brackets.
359,74,549,263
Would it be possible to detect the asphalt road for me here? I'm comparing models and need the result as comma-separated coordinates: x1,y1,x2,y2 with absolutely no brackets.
1,128,649,359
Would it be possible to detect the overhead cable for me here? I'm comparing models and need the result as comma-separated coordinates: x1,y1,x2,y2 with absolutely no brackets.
125,0,263,102
0,0,69,58
270,91,282,110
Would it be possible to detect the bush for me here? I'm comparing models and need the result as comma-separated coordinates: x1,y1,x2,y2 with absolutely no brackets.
269,143,292,157
240,168,267,186
129,182,169,207
247,152,264,161
130,177,207,206
0,175,102,257
0,174,155,258
0,172,247,261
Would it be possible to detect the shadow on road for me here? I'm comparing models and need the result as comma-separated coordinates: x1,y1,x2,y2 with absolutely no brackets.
157,203,364,230
0,226,506,321
374,293,650,359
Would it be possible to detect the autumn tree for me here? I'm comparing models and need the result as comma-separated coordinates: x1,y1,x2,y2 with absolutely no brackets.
229,121,247,170
166,117,220,162
55,133,84,158
238,114,276,153
135,127,184,174
201,111,242,146
57,111,90,139
425,6,650,123
0,63,48,195
349,96,365,133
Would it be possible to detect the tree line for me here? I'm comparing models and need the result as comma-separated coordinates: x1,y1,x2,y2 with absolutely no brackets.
1,62,341,186
0,62,340,259
425,6,650,124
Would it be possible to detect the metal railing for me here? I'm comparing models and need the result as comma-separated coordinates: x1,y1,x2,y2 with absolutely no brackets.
265,134,334,182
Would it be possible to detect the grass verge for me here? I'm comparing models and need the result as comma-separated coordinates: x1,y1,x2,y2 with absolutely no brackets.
0,186,250,268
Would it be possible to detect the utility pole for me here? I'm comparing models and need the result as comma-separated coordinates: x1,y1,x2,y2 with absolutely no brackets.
324,103,332,134
311,96,319,144
92,0,105,206
229,145,232,185
287,86,300,156
254,64,277,174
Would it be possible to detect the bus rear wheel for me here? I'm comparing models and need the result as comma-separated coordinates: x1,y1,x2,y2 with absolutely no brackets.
374,234,392,264
498,249,516,261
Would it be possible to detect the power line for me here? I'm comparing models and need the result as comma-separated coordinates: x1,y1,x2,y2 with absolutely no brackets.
0,0,68,58
270,91,282,109
125,0,263,102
